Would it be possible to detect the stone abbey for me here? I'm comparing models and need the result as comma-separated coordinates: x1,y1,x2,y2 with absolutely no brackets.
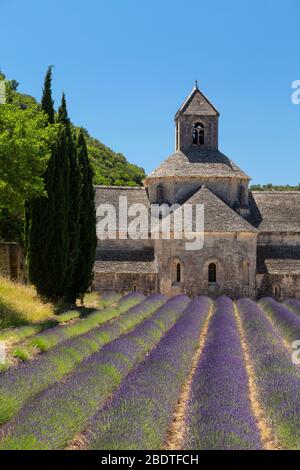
93,85,300,300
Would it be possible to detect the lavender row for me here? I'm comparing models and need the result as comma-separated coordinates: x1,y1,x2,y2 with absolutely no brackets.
0,295,190,450
284,298,300,315
85,296,211,450
259,297,300,345
183,296,262,450
238,298,300,449
19,292,145,353
0,293,164,427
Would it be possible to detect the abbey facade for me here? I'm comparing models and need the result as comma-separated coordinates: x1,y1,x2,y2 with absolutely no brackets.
93,86,300,300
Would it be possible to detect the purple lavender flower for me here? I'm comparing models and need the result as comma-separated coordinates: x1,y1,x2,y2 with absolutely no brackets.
284,298,300,315
183,296,262,450
238,298,300,449
259,297,300,344
0,294,165,428
25,291,145,352
86,296,211,450
0,294,187,450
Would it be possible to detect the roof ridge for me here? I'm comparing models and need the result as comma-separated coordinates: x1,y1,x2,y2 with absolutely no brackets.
175,86,219,119
95,185,145,190
174,185,257,232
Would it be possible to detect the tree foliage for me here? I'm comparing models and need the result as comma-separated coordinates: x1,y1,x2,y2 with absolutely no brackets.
71,128,97,300
0,103,55,212
250,183,300,191
28,70,70,301
58,94,82,303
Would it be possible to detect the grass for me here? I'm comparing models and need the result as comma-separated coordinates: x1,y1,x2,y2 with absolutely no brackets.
0,277,54,328
15,293,144,356
0,278,122,347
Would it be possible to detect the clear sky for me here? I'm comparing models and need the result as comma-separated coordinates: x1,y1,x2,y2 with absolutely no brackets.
1,0,299,184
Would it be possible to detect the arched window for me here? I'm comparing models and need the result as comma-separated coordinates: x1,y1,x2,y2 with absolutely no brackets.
208,263,217,283
133,284,137,292
176,263,181,283
192,122,205,145
156,185,164,204
273,284,281,299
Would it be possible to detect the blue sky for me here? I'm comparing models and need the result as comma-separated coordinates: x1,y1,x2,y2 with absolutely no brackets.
1,0,299,184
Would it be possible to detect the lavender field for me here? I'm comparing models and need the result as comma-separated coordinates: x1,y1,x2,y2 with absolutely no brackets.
0,293,300,450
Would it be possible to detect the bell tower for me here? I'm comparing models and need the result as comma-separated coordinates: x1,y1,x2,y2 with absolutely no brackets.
175,83,219,153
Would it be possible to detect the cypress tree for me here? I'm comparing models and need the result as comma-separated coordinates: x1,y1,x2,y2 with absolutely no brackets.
28,68,70,301
72,128,97,301
58,94,82,303
41,66,54,124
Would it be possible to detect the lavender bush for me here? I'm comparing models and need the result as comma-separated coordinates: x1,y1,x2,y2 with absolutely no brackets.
0,293,164,427
183,296,262,450
86,296,211,450
19,292,145,353
259,297,300,344
284,298,300,315
238,298,300,449
0,295,189,450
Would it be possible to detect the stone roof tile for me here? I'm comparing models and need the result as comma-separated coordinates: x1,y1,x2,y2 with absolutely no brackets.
248,191,300,232
145,149,249,180
94,260,157,274
172,185,257,233
257,245,300,274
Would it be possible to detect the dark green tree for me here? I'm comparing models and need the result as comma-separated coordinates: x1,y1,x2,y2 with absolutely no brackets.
57,94,82,303
28,68,70,301
72,128,97,301
41,66,54,124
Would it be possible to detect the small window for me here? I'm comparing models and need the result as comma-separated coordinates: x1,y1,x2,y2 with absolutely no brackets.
208,263,216,283
192,122,204,145
176,263,181,283
273,284,281,299
133,284,137,292
157,185,164,204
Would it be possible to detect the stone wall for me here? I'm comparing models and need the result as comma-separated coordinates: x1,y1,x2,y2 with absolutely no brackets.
177,114,219,151
256,273,300,300
147,176,248,208
0,242,24,281
93,272,158,295
155,232,257,299
0,243,10,278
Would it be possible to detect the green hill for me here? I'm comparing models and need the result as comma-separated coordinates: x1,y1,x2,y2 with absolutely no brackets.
9,88,145,187
80,129,145,187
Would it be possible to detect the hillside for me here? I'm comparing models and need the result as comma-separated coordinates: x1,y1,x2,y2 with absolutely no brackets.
80,129,145,186
10,89,146,187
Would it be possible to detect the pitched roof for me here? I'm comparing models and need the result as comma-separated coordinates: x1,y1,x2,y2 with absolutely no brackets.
96,248,154,262
257,245,300,274
94,260,157,274
175,86,219,118
145,149,250,180
95,186,150,231
171,185,257,233
248,191,300,232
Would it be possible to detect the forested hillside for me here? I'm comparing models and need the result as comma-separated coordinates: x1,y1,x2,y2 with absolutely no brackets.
9,87,145,188
79,130,145,186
